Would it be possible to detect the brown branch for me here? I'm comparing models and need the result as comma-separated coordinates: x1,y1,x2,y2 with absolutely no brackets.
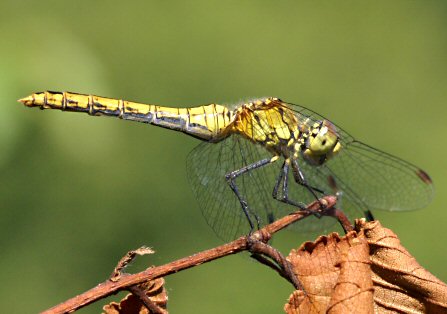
41,195,338,314
321,207,354,233
248,240,301,289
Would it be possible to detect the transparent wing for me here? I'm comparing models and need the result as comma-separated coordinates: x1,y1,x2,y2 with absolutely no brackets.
186,135,347,241
285,101,434,212
281,158,367,233
323,141,434,211
187,100,434,241
186,135,278,241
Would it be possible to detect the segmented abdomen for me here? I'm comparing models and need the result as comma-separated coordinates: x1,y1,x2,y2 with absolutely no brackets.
20,91,236,141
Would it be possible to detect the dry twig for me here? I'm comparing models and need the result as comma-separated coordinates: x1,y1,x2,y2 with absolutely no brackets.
41,196,337,314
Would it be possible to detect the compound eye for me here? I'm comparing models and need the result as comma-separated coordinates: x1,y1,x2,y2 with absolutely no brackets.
303,120,341,166
309,126,338,154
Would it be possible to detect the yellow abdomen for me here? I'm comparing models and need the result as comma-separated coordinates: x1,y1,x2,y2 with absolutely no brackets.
19,91,236,141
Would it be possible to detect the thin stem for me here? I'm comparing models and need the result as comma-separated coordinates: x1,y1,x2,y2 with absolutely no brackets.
41,195,338,314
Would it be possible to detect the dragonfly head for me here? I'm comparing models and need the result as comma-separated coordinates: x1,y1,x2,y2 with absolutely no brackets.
302,120,341,165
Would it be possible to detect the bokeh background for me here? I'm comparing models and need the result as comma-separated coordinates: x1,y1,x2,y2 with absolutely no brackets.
1,1,446,313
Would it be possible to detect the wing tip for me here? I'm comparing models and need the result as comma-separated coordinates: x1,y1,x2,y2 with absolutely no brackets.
416,169,433,185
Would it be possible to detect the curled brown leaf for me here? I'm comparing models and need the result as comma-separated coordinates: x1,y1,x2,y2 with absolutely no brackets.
360,220,447,313
285,220,447,314
102,278,167,314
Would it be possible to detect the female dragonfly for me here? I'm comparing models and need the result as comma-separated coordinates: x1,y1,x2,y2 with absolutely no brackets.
19,91,434,240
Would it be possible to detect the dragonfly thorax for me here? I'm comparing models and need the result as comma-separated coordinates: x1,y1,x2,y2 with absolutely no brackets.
231,98,341,165
232,98,300,151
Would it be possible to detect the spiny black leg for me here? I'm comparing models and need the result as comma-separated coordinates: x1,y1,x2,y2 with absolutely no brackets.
226,157,277,233
273,159,326,212
272,160,307,208
290,159,328,217
272,160,287,199
227,180,255,230
291,159,324,198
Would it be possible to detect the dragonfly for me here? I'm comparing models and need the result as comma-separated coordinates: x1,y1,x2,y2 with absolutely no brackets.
19,91,434,241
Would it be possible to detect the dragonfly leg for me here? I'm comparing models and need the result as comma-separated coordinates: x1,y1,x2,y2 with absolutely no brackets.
272,159,307,209
272,159,326,213
225,157,278,233
289,159,328,217
291,159,325,196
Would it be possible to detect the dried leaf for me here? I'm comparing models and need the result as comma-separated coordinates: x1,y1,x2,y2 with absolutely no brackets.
102,278,168,314
285,220,447,314
360,220,447,313
285,229,373,313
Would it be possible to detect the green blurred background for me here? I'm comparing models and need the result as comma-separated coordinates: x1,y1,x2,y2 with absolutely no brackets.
1,1,446,313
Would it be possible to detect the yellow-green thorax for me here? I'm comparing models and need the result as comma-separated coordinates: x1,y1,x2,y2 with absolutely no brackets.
231,98,301,156
230,98,341,164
